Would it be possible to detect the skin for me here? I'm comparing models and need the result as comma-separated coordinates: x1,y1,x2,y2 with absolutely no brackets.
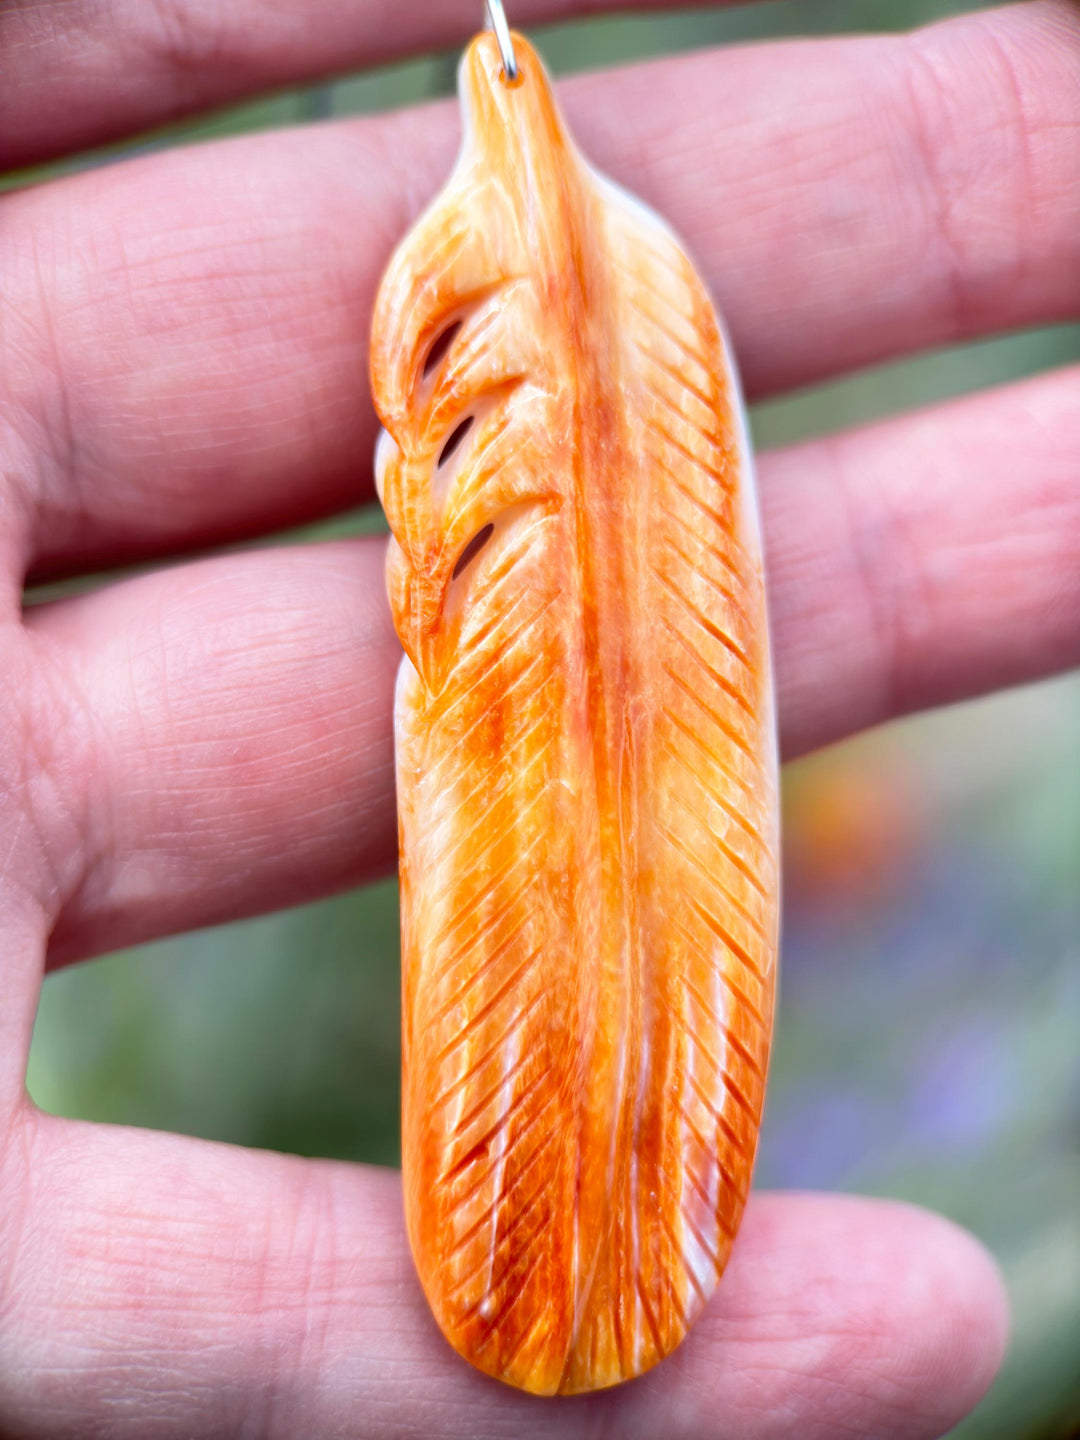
1,0,1078,1432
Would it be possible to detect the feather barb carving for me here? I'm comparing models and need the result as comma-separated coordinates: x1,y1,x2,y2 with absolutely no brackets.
370,31,779,1396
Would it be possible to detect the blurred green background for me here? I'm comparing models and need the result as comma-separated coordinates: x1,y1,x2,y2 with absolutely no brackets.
15,1,1079,1435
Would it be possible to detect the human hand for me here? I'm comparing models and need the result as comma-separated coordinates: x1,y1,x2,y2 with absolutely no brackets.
3,0,1078,1434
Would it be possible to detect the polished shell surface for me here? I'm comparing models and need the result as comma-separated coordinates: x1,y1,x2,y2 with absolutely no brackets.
370,32,779,1396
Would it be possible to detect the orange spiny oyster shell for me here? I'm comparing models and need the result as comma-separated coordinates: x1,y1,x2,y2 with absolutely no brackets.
370,32,779,1396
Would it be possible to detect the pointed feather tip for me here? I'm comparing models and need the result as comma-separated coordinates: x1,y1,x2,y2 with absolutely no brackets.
370,31,546,435
459,30,558,145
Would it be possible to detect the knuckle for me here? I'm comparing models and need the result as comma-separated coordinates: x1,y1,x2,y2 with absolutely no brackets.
899,5,1078,336
135,0,247,86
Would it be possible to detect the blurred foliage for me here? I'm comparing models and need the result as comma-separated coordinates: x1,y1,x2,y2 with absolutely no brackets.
15,1,1080,1435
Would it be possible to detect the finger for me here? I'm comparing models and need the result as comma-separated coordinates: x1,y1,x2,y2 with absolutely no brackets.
31,538,401,968
5,2,1078,581
27,365,1080,966
765,364,1080,758
1,1111,1007,1439
0,0,715,170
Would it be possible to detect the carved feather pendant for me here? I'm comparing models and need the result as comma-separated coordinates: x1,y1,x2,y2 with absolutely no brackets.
370,31,779,1396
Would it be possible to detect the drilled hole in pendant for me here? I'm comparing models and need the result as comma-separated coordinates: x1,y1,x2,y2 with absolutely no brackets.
438,415,475,469
452,523,495,581
423,320,463,379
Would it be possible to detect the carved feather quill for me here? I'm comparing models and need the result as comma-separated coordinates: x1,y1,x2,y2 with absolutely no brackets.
370,32,779,1395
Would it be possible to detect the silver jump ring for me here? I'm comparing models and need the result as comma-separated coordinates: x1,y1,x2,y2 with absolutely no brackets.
484,0,518,81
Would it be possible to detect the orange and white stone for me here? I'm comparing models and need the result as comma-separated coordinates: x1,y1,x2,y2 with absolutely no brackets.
370,31,779,1396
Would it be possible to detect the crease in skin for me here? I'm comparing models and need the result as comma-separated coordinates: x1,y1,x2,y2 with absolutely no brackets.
370,31,779,1396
